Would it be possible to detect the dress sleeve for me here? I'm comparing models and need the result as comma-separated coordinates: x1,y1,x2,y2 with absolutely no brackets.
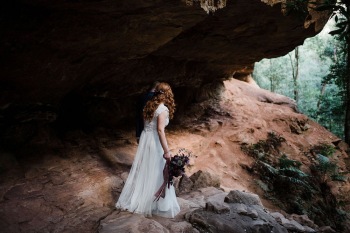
155,104,169,118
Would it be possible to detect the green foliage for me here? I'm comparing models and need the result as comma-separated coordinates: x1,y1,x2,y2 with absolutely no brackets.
253,18,346,139
240,131,285,162
316,37,347,138
279,154,302,168
254,56,293,97
311,143,336,157
314,154,336,174
267,131,286,146
253,153,312,215
311,154,346,183
242,132,346,230
313,1,349,40
331,173,348,182
277,166,310,191
275,155,310,191
256,161,278,177
255,159,310,192
241,133,312,209
272,1,349,141
241,134,347,230
280,166,308,178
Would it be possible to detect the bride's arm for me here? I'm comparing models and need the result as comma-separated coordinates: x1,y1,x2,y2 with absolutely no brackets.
157,111,172,159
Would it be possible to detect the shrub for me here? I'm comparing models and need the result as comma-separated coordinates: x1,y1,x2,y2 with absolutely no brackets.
311,154,347,183
311,143,336,157
240,131,285,163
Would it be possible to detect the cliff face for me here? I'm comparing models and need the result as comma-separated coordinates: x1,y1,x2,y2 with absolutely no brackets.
0,0,327,133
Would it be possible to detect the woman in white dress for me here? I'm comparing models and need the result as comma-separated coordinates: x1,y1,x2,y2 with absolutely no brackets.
116,82,180,218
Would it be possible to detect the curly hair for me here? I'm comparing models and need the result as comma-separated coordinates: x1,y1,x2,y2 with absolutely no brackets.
143,82,176,121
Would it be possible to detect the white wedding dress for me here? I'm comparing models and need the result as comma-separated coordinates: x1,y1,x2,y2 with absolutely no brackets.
116,103,180,218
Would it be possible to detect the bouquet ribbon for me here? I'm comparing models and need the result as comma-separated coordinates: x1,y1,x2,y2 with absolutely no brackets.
154,157,170,202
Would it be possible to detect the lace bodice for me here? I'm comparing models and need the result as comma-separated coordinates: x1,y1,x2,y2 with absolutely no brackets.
144,103,169,132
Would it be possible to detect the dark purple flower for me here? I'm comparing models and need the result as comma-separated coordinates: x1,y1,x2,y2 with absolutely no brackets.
168,148,195,185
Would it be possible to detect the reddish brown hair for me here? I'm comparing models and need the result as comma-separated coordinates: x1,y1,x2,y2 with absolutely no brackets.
143,82,175,121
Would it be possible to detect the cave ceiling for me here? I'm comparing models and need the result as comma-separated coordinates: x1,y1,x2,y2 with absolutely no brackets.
0,0,328,128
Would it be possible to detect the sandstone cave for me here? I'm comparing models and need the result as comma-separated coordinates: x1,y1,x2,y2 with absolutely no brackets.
1,0,350,232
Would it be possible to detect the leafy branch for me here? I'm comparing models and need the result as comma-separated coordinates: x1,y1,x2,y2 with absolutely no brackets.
312,0,349,40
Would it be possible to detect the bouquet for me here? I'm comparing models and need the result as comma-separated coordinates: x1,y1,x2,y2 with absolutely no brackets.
154,148,195,201
168,148,193,185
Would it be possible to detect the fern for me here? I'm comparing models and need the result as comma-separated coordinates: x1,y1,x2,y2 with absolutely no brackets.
278,175,310,188
267,131,286,148
241,132,285,163
315,154,337,173
279,154,302,169
280,167,308,178
313,154,344,183
331,174,347,182
317,154,330,163
258,161,278,176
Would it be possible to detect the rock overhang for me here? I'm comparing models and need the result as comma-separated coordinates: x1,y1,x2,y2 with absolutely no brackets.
0,0,329,129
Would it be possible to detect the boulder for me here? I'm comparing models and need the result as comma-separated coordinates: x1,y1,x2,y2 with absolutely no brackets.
177,197,202,212
177,175,194,194
205,200,230,214
185,188,322,233
271,212,317,233
224,190,263,207
189,170,220,190
187,204,288,233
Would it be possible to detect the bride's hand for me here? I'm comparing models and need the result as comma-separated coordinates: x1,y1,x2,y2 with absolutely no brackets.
163,151,172,159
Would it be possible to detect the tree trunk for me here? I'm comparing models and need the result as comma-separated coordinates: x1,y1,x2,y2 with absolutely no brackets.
269,60,275,92
345,35,350,144
344,1,350,144
289,48,299,104
294,47,299,104
317,83,327,111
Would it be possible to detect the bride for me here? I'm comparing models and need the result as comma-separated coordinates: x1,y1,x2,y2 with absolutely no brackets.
116,82,180,218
